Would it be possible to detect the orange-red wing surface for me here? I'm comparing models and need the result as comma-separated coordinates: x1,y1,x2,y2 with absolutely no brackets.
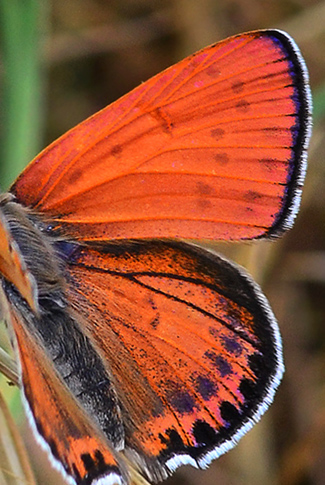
11,30,311,242
64,239,283,482
0,206,38,312
9,311,127,485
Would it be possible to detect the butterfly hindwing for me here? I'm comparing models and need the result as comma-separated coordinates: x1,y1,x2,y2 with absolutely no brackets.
9,309,127,485
63,239,283,482
11,30,311,242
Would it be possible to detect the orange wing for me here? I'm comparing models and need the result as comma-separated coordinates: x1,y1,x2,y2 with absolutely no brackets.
64,239,283,481
9,310,127,485
0,205,37,312
11,30,311,242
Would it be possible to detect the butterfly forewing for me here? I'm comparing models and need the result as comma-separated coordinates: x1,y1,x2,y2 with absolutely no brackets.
11,30,311,242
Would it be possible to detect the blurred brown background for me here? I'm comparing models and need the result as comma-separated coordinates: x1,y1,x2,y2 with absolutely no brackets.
1,1,325,484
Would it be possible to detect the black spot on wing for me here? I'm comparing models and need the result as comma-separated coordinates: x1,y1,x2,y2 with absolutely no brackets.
221,335,243,356
194,374,218,400
204,350,232,377
210,128,225,140
192,420,217,445
165,380,196,413
220,401,241,425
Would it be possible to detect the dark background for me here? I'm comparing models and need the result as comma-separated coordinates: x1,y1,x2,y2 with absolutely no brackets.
0,1,325,484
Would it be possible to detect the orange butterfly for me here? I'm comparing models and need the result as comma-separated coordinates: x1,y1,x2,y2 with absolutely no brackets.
0,30,311,485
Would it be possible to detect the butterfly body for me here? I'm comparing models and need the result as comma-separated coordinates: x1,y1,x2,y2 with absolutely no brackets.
0,30,311,485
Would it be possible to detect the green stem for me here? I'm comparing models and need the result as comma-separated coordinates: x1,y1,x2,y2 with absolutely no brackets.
0,0,46,190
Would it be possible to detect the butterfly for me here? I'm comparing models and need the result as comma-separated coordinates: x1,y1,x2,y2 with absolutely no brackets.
0,29,311,485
